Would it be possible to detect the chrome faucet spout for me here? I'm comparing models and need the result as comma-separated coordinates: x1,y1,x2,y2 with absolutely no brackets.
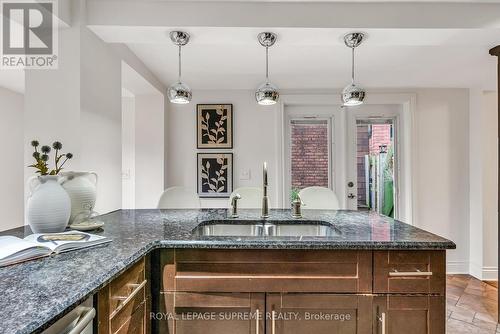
261,162,269,218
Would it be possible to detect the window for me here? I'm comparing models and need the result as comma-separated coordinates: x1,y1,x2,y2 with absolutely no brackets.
290,119,330,192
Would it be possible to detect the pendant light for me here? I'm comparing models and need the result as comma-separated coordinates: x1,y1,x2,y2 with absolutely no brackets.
342,32,365,106
167,31,192,104
255,32,279,105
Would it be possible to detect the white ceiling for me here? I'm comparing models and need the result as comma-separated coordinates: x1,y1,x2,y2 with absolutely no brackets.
2,1,499,94
97,27,500,90
99,0,500,2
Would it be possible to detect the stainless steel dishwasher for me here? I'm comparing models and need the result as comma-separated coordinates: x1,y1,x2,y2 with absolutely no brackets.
42,297,95,334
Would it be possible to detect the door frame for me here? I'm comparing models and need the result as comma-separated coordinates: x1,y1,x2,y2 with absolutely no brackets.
345,110,401,217
277,93,416,224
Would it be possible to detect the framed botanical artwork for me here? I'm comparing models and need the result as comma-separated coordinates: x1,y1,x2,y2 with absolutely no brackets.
197,104,233,149
197,153,233,198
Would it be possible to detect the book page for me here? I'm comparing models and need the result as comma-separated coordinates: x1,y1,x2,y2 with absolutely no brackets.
0,236,50,263
24,231,110,253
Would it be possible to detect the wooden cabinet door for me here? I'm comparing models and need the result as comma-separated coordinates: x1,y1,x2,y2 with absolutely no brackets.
159,292,265,334
266,293,372,334
373,296,445,334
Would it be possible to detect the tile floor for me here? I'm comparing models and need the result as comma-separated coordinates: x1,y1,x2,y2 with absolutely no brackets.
447,275,499,333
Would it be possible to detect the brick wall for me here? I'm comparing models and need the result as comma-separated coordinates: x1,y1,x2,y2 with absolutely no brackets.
370,124,392,153
291,122,329,189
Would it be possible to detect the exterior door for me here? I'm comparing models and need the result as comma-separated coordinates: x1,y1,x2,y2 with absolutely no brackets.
373,296,445,334
160,292,265,334
345,106,401,219
266,293,372,334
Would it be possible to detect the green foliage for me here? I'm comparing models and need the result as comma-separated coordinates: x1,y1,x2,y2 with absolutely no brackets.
28,140,74,176
290,187,301,202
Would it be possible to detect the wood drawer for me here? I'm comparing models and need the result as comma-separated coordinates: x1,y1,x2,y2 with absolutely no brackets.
373,250,445,294
373,295,445,333
110,259,146,313
162,249,372,293
113,300,146,334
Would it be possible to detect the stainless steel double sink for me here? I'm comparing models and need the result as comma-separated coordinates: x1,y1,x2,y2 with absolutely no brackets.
192,219,340,237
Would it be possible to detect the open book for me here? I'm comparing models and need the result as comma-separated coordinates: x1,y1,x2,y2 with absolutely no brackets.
0,231,111,267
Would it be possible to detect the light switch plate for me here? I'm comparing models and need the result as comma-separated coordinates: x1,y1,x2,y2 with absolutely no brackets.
240,169,251,180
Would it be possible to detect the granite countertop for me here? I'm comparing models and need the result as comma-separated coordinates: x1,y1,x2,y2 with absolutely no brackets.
0,209,455,334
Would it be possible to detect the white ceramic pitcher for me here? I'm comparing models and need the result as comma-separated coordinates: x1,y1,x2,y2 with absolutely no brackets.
60,171,98,223
27,175,71,233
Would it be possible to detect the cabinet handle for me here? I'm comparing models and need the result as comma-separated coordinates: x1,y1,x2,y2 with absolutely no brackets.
272,310,276,334
110,279,147,318
389,269,433,277
255,309,259,334
378,312,386,334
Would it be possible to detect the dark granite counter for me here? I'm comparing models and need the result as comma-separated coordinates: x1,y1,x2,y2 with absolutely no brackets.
0,209,455,334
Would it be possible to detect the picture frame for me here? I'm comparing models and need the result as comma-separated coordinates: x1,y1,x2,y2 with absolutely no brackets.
197,104,233,149
197,153,233,198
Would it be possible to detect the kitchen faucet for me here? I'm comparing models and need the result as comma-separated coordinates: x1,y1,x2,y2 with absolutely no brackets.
261,162,269,218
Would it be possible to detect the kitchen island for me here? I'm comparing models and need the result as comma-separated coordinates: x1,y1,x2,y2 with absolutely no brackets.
0,209,455,334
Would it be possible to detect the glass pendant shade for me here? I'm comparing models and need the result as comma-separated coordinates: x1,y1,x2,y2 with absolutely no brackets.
342,83,365,106
168,81,192,104
255,81,279,105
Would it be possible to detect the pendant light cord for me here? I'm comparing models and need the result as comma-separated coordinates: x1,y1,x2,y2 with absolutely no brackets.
265,46,269,82
351,46,355,85
178,45,182,82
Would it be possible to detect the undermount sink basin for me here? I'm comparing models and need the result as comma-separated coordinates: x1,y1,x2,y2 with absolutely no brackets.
192,219,340,237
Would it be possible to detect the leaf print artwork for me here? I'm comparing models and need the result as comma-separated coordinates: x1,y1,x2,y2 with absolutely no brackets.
200,105,226,144
200,155,228,193
197,104,232,149
198,153,233,198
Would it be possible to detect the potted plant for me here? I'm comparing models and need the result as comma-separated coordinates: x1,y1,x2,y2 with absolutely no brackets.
27,140,74,233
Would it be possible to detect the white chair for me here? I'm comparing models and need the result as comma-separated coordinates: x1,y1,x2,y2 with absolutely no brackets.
157,186,201,209
227,187,263,209
298,186,340,210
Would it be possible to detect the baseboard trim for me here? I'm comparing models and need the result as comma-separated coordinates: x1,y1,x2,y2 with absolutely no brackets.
482,266,498,281
447,261,469,274
469,261,483,279
446,261,498,279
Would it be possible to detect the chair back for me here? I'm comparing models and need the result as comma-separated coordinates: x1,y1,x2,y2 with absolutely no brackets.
298,186,340,210
158,186,201,209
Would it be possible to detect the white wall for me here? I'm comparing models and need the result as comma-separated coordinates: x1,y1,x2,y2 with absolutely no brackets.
167,88,476,274
121,61,166,209
0,87,24,231
24,21,83,218
122,95,136,209
482,91,498,279
23,0,166,221
134,94,164,208
167,90,277,208
469,89,498,280
413,89,470,274
80,26,122,214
